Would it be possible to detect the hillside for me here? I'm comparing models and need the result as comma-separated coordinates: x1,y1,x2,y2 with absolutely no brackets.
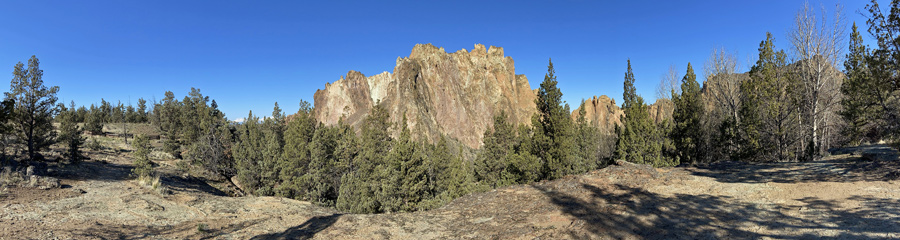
2,134,898,239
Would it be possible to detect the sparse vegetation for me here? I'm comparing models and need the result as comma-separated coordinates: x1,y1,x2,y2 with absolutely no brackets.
131,134,153,179
2,2,900,240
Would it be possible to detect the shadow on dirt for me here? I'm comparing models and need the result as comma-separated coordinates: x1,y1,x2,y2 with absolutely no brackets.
250,214,342,240
690,144,900,184
71,218,266,240
56,160,133,182
538,183,900,239
55,160,229,196
162,175,228,196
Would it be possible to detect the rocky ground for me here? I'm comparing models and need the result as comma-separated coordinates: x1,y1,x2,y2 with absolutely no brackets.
2,143,900,239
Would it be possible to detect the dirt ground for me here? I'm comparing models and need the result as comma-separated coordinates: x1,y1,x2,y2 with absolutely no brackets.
2,143,899,239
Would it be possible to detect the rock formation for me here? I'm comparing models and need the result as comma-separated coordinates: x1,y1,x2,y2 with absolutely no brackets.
314,44,537,149
571,96,676,134
648,98,674,124
571,95,622,135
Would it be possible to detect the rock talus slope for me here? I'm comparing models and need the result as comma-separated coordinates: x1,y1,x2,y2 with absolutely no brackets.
314,44,537,148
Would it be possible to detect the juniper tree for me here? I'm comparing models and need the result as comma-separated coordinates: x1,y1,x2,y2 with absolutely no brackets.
857,0,900,138
155,91,181,157
276,100,317,199
616,60,674,167
741,33,801,162
672,63,705,164
7,56,59,161
233,111,265,194
131,134,153,179
84,104,104,135
531,58,577,179
841,22,879,143
336,103,391,213
136,98,148,123
58,101,84,163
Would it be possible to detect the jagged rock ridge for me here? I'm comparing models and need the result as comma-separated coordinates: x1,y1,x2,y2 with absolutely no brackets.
571,96,675,134
314,44,537,148
571,95,623,135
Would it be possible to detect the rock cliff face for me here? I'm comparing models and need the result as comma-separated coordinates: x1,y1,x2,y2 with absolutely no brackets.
571,95,623,135
314,44,537,149
571,96,676,134
648,98,674,124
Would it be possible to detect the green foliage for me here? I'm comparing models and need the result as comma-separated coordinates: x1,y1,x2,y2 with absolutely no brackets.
232,108,282,196
131,134,153,178
275,100,317,199
841,22,879,144
672,63,705,164
849,0,900,139
7,56,59,161
531,58,580,179
336,103,391,213
616,60,676,167
88,137,101,151
57,102,85,163
377,117,430,212
154,91,182,157
84,104,104,135
740,32,801,162
475,111,540,188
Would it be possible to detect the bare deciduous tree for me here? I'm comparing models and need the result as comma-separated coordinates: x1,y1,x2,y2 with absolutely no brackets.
703,48,743,123
789,2,845,156
656,64,680,100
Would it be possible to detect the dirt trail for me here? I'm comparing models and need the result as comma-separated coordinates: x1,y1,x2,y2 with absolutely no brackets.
2,145,900,239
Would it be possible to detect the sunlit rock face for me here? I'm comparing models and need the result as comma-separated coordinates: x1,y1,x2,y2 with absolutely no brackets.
571,95,623,135
314,44,537,149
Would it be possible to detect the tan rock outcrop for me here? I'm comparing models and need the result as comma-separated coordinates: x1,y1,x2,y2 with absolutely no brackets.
648,98,674,124
313,44,537,149
571,96,676,134
571,95,623,135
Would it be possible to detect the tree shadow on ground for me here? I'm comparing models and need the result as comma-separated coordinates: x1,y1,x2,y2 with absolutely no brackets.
537,183,900,239
690,144,900,184
56,160,133,182
71,218,266,240
54,159,229,196
250,214,342,240
162,175,228,196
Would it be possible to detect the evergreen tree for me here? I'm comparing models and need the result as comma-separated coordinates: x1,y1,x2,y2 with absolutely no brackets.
841,22,879,144
378,117,429,212
862,0,900,138
185,98,233,181
336,103,391,213
741,32,801,162
58,101,84,163
475,111,517,187
7,56,59,161
301,122,345,206
531,58,577,179
136,98,148,123
574,101,604,170
84,104,104,135
155,91,181,158
276,100,317,199
616,60,674,167
672,63,705,164
233,111,266,195
131,134,153,179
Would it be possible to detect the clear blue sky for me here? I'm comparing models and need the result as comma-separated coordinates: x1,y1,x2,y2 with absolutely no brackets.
0,1,871,120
